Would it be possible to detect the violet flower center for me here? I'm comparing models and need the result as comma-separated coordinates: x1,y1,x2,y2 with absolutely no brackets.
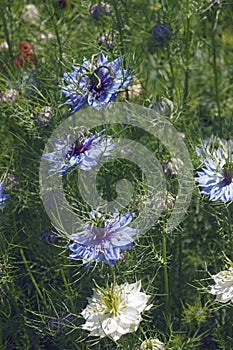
87,67,114,94
92,227,108,243
65,139,90,160
88,73,101,90
223,162,233,184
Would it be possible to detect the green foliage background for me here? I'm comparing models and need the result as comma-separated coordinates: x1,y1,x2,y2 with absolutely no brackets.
0,0,232,349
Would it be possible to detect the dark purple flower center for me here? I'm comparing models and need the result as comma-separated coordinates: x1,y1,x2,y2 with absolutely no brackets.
87,68,114,96
88,73,101,89
223,162,233,184
65,139,90,160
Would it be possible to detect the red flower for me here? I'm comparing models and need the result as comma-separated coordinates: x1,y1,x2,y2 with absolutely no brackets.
20,42,34,52
15,42,36,67
15,57,23,68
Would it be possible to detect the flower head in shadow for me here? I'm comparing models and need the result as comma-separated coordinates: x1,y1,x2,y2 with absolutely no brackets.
41,226,60,245
151,23,172,44
0,183,9,208
48,313,73,334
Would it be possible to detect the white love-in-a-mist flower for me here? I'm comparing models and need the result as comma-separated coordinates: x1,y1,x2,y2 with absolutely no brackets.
140,338,166,350
81,280,152,341
210,267,233,303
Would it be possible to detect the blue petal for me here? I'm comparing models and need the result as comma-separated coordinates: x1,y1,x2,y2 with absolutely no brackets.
97,53,109,66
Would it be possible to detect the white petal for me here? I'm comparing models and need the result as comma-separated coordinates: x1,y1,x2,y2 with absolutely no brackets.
119,307,140,325
102,318,118,336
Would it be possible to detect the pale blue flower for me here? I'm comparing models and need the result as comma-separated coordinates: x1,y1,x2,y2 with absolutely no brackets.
68,210,136,266
61,53,133,112
43,132,115,176
196,137,233,202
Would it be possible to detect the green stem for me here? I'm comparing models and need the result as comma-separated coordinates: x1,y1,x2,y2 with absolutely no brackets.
167,46,175,99
177,232,182,328
162,230,170,324
112,0,125,57
47,0,63,76
183,5,191,108
112,0,129,101
207,5,222,134
20,248,44,301
1,1,14,63
110,265,116,285
212,30,222,131
60,267,75,310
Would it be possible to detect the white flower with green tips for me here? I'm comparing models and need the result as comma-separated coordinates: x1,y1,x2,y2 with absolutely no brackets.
140,338,166,350
81,280,152,341
210,267,233,303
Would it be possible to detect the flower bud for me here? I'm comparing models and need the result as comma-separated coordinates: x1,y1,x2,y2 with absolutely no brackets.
140,338,166,350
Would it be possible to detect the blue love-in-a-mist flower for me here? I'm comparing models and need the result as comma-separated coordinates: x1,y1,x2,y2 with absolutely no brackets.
43,131,115,176
61,53,133,113
196,136,233,202
68,210,136,266
0,183,9,208
151,23,172,44
41,226,60,245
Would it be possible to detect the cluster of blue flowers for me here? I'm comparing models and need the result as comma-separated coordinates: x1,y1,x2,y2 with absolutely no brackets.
43,51,233,267
43,128,136,266
42,53,136,266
